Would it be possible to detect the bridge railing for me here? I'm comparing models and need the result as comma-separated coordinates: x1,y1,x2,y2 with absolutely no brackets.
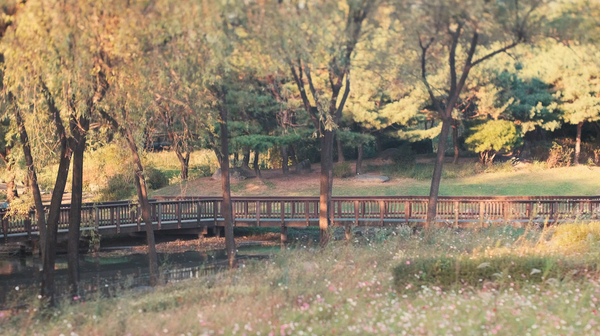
2,196,600,241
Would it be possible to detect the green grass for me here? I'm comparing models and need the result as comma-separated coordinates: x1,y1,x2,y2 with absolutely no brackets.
3,224,600,335
154,163,600,198
334,165,600,196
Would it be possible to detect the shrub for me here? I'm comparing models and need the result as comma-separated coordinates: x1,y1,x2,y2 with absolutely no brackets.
391,144,416,168
189,165,213,179
333,161,353,178
547,142,573,168
393,255,594,290
98,173,135,201
465,120,522,165
145,166,169,190
545,222,600,253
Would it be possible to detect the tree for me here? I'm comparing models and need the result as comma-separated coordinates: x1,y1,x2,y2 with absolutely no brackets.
398,0,545,227
255,0,375,245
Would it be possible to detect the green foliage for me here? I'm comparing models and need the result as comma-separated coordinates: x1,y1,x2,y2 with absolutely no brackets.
98,174,136,201
393,255,595,289
465,120,522,164
333,162,353,178
145,167,169,190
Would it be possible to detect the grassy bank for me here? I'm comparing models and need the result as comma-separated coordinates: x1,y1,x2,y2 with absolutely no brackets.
3,223,600,335
155,165,600,197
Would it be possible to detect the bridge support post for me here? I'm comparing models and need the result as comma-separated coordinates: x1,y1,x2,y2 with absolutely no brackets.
280,226,287,250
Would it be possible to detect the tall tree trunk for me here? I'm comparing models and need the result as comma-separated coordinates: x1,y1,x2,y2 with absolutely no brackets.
575,122,583,165
337,135,345,163
41,138,72,306
16,109,46,255
288,144,298,166
356,143,364,175
281,145,289,176
241,147,250,170
218,104,236,268
67,115,88,297
124,128,160,286
425,118,451,228
319,130,334,246
452,122,459,164
253,150,261,178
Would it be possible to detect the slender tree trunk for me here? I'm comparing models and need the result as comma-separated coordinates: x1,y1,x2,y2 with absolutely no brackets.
124,128,160,286
289,145,298,166
356,143,364,175
575,122,583,165
319,130,334,246
452,122,459,164
337,135,345,163
175,148,190,180
218,104,236,268
41,138,73,306
241,147,250,170
67,115,88,297
281,145,289,176
253,150,261,178
16,109,46,256
426,118,452,228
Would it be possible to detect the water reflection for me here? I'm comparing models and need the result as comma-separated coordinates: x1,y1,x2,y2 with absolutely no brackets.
0,246,275,306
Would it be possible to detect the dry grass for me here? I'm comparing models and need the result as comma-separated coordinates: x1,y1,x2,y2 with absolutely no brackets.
3,224,600,335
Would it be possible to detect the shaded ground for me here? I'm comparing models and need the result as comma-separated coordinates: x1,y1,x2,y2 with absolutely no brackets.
154,158,600,197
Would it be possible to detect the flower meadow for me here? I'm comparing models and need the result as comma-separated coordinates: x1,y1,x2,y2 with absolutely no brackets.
2,224,600,336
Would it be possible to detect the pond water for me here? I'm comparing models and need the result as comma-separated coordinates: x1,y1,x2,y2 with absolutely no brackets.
0,245,276,306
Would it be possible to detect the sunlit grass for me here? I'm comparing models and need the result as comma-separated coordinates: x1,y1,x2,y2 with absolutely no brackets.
3,223,600,335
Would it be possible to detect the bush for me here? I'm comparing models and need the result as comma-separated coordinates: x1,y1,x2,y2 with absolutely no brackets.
547,142,574,168
145,166,169,190
333,161,353,178
98,173,135,201
391,144,416,167
393,255,595,290
189,165,213,179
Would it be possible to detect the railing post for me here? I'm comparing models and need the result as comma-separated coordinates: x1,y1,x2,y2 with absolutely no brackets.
157,203,162,230
95,207,100,230
379,200,385,226
110,207,115,228
197,201,202,226
213,200,218,227
256,201,261,227
176,202,181,229
305,201,309,226
479,201,485,228
115,206,121,234
25,212,32,240
405,201,411,226
136,205,141,231
503,202,510,225
453,201,459,228
280,200,286,249
330,200,335,226
354,200,359,226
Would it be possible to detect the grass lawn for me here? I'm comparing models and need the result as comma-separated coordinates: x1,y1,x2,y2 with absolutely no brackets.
154,164,600,197
3,223,600,335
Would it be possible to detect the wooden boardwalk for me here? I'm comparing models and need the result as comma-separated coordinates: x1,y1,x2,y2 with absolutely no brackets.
2,195,600,242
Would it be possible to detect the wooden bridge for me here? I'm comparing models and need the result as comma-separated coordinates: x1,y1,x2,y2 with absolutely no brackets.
2,195,600,243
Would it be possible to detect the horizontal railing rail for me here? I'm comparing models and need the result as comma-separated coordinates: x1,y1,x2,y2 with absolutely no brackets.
2,195,600,242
